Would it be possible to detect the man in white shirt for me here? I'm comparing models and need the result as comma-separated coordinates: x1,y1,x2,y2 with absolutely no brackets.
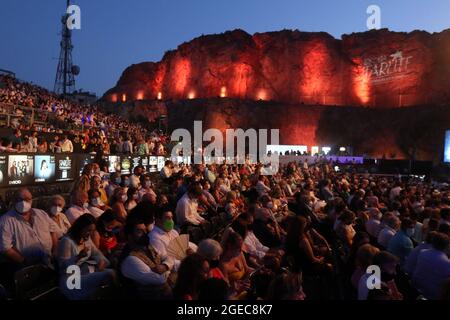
256,175,271,197
0,188,57,267
120,221,173,299
175,182,205,226
65,190,91,224
60,135,73,153
149,207,197,270
377,214,400,248
365,208,382,238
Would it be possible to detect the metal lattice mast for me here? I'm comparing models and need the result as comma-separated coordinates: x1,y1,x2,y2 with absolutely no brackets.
54,0,76,95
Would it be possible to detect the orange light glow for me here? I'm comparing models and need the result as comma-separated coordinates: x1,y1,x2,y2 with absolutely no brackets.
157,92,162,100
111,94,117,103
137,91,144,100
300,42,330,103
188,91,195,99
220,86,227,98
353,58,371,105
257,89,267,101
122,94,127,102
173,58,191,96
232,63,251,98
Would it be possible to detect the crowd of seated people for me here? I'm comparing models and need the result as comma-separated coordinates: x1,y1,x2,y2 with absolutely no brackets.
0,75,169,155
0,157,449,300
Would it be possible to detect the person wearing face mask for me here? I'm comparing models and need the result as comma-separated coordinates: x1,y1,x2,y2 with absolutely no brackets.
48,195,71,239
138,174,157,201
201,180,218,211
120,175,131,194
90,175,108,205
92,210,122,257
65,190,91,225
197,239,227,282
87,189,106,219
125,187,139,212
119,220,174,300
110,187,128,223
149,207,197,270
57,214,115,300
387,218,415,267
0,188,58,267
106,172,121,198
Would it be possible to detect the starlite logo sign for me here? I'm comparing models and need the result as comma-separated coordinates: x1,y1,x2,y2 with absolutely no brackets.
363,51,413,84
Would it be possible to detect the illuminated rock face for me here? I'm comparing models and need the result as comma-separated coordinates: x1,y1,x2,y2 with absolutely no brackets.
104,28,450,107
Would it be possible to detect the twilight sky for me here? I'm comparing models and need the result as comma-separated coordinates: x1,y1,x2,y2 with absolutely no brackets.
0,0,449,96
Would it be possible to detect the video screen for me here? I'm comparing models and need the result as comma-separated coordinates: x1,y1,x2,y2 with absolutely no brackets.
108,155,121,173
131,156,142,172
141,156,149,173
120,156,132,175
0,156,7,187
157,157,165,171
149,156,158,173
445,130,450,163
56,155,75,182
34,155,56,183
8,155,34,185
78,155,96,175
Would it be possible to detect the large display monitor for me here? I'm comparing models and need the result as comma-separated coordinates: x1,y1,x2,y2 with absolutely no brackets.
7,155,34,185
0,155,7,187
444,130,450,163
148,156,158,173
56,155,75,182
34,155,56,183
108,155,121,173
120,156,132,175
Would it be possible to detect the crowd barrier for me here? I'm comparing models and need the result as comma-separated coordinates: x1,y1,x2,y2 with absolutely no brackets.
0,153,167,189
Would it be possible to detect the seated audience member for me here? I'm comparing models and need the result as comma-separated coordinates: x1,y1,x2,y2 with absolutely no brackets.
48,195,71,239
173,253,210,300
110,187,128,223
175,182,206,227
0,188,57,267
87,189,106,219
253,200,283,248
119,220,174,299
377,214,400,249
387,218,415,267
197,239,227,281
365,207,383,239
149,206,197,270
256,175,271,197
412,232,450,300
92,210,122,257
90,175,108,205
440,208,450,227
358,251,402,300
285,215,331,275
201,180,218,211
65,190,91,224
238,212,270,261
125,187,139,212
57,214,115,300
404,231,435,276
351,244,380,290
334,209,356,248
106,172,121,198
139,175,157,201
220,231,253,295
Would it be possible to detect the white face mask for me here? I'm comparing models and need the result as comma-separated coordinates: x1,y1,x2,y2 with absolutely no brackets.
92,198,103,207
121,195,128,202
83,202,89,209
144,181,151,188
50,206,63,216
15,200,32,214
133,194,139,200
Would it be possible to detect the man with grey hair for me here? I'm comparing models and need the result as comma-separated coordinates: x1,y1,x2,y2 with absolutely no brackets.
0,188,58,267
377,213,400,249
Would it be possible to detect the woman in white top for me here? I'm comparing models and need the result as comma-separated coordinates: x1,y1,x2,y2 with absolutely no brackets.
57,214,115,300
48,195,71,239
334,209,356,248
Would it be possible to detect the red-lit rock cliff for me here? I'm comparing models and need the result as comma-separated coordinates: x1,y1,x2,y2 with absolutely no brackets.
104,28,450,107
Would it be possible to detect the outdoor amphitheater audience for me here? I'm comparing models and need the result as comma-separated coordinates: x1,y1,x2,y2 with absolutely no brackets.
0,147,450,300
